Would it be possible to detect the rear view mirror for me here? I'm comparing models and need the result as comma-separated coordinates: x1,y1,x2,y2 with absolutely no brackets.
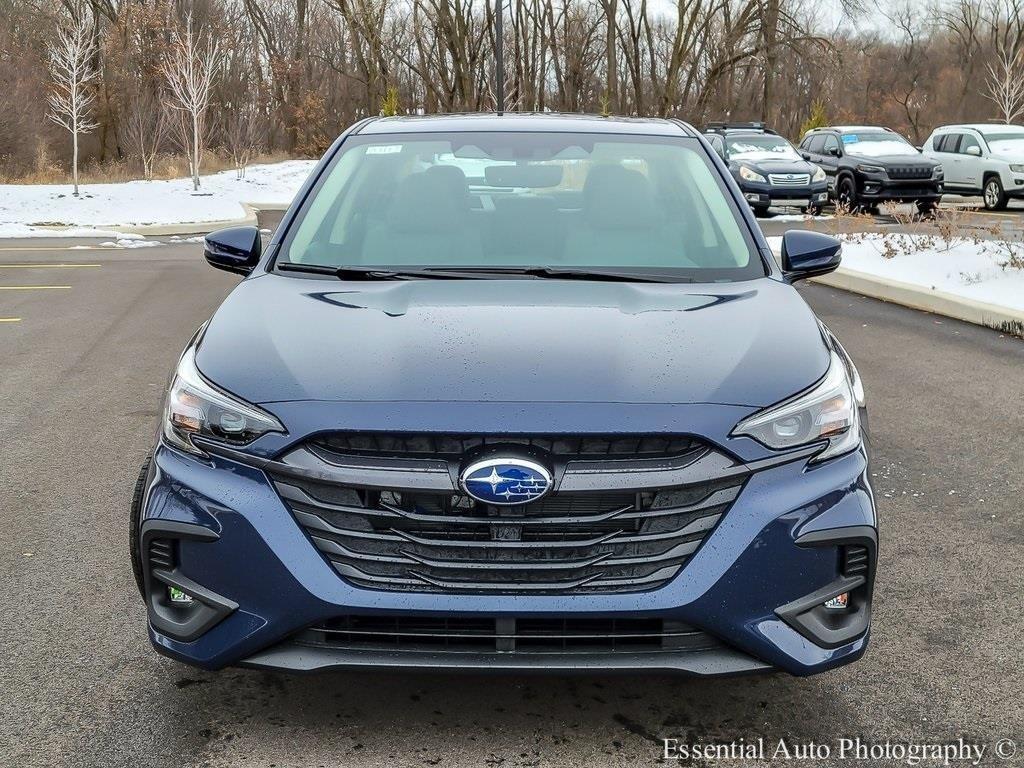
780,230,842,282
204,226,262,275
965,145,982,157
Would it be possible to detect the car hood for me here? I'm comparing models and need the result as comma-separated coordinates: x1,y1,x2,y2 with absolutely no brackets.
990,150,1024,163
847,152,936,168
734,157,818,176
195,275,829,409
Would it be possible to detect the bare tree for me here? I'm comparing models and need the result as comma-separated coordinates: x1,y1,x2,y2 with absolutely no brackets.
122,89,168,181
222,101,262,178
46,12,99,195
985,44,1024,122
162,12,220,191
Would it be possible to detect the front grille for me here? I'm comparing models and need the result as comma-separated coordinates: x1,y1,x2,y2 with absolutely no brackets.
295,615,723,654
313,432,700,461
887,166,932,180
270,435,746,596
768,173,811,186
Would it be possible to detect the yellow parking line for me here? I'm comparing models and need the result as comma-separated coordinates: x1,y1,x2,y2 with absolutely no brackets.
0,285,71,290
0,318,21,323
0,263,101,268
0,246,119,252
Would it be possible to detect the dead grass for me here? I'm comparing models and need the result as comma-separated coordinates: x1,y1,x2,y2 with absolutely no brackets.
0,150,296,185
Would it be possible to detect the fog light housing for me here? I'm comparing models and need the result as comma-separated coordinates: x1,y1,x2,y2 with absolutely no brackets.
745,193,761,203
824,593,849,611
168,586,194,604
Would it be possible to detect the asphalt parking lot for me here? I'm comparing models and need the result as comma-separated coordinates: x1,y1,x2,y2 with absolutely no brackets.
1,215,1022,768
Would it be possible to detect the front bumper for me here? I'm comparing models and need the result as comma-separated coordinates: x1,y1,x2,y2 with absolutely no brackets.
139,432,877,677
856,174,943,202
739,180,829,208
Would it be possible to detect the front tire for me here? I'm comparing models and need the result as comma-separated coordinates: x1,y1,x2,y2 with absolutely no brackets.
983,176,1008,211
916,200,937,217
837,176,860,213
130,455,152,596
751,205,772,218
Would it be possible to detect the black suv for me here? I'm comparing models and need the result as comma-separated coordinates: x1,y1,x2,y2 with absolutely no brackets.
704,122,828,217
798,126,943,213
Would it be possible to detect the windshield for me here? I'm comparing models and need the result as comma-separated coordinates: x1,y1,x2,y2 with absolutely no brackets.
841,132,918,157
280,132,762,281
726,135,800,161
984,132,1024,155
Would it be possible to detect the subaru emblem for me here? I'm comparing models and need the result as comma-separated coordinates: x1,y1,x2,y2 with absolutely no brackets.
460,458,552,506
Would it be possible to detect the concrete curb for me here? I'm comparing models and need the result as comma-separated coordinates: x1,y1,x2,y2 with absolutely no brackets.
19,202,290,238
812,267,1024,337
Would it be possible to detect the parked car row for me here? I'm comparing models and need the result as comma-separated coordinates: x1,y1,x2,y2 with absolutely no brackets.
705,121,1024,215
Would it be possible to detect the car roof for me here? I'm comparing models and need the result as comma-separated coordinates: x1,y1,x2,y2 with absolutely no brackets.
933,123,1024,134
831,126,892,133
806,125,891,134
356,112,696,137
715,130,781,137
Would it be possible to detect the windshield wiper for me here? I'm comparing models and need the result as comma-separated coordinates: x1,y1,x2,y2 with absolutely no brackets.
275,263,481,280
276,263,693,283
432,266,694,283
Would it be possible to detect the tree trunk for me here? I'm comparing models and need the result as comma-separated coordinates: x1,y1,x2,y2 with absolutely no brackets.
760,0,779,123
603,0,617,109
192,112,200,191
72,121,80,196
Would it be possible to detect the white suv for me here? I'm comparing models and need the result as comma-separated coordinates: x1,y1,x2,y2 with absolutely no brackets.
922,124,1024,210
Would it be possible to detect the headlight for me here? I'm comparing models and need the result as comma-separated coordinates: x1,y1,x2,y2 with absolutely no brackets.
856,164,885,174
739,165,767,183
812,165,826,182
1010,164,1024,173
732,351,861,462
933,164,944,178
163,345,285,457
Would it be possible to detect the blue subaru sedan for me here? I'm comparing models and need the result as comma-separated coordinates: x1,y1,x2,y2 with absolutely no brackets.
131,114,876,677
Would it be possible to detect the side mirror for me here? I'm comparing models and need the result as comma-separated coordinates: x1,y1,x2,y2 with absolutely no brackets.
204,226,261,275
780,230,842,282
965,145,982,157
827,146,841,157
800,152,811,160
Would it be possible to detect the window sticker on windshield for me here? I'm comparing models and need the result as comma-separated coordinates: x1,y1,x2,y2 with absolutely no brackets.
842,135,857,144
366,145,402,155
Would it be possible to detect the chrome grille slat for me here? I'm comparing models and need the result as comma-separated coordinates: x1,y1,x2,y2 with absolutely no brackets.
280,480,738,526
271,434,747,595
768,173,811,186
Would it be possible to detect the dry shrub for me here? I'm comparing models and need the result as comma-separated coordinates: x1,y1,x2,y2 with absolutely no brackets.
2,150,295,185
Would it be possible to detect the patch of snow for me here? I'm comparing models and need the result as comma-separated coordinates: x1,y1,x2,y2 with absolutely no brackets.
767,233,1024,311
0,160,315,236
767,212,833,221
99,238,159,249
168,235,207,244
0,224,143,238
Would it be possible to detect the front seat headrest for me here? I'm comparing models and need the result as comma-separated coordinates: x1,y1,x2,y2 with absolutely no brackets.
583,165,659,229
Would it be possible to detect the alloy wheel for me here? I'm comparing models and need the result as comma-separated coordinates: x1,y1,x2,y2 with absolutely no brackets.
984,180,1000,209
